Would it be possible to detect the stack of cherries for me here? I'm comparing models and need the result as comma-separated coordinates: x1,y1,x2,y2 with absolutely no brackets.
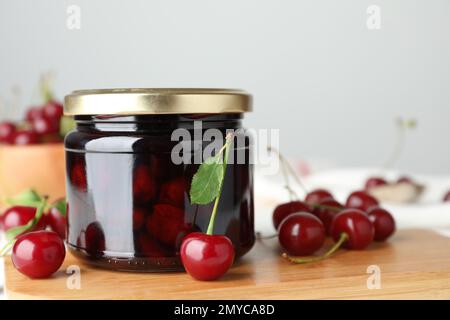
0,100,64,145
1,192,67,278
273,188,396,263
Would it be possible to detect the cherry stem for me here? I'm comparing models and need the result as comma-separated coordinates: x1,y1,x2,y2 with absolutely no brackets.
206,132,233,236
267,146,308,199
311,204,342,212
383,117,417,169
282,233,349,264
39,74,54,103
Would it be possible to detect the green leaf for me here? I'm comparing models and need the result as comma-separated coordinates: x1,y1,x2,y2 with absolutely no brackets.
52,198,67,217
189,153,225,205
6,189,42,207
5,198,47,242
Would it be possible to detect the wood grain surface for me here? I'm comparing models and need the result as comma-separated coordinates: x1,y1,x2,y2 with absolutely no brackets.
4,229,450,300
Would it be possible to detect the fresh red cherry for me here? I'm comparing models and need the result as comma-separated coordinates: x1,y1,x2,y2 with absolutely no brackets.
444,191,450,202
397,176,413,184
12,230,66,279
313,198,344,235
278,212,325,256
305,189,334,206
0,121,16,143
346,191,379,212
330,209,374,250
10,130,39,145
31,116,59,135
180,232,235,281
42,101,64,120
2,206,46,232
46,206,67,240
272,201,311,230
133,165,157,203
365,177,387,190
25,106,44,121
367,207,396,242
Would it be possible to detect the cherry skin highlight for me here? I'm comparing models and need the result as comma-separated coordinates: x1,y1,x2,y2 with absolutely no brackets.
397,176,413,184
180,232,235,281
278,212,325,256
31,116,59,135
367,207,396,242
42,101,64,120
10,130,39,145
345,191,379,212
12,230,66,279
2,206,46,232
25,106,44,121
272,201,311,230
0,121,16,143
365,177,387,190
330,209,374,250
46,206,67,240
305,189,334,207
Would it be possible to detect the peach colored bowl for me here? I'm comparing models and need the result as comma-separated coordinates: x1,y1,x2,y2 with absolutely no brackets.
0,143,66,206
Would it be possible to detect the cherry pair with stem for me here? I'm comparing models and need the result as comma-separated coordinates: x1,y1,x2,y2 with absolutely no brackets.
180,133,235,281
1,190,67,278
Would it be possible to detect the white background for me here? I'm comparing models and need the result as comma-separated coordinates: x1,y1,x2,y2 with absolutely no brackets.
1,0,449,174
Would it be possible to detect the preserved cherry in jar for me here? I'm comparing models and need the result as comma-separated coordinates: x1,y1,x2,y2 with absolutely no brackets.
64,89,254,271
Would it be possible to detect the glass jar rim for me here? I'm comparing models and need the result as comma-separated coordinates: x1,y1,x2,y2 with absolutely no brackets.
64,88,252,116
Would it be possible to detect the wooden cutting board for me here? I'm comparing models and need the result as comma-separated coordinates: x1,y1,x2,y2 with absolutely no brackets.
4,229,450,300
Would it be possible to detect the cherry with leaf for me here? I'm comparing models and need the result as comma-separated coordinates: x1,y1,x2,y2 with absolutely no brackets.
180,132,235,281
1,189,67,278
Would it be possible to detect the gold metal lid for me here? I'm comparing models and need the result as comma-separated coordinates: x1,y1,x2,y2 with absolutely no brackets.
64,88,252,115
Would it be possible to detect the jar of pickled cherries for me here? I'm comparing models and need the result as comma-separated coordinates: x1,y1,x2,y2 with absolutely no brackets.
64,89,254,272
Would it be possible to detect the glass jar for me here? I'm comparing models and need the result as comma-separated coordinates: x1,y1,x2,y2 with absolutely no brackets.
64,89,254,272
